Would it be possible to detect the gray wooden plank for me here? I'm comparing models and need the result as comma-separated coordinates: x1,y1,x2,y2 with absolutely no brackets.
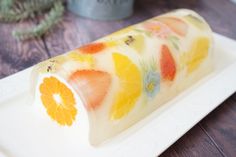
0,21,48,79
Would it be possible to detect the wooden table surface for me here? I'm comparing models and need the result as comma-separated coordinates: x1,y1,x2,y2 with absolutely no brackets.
0,0,235,156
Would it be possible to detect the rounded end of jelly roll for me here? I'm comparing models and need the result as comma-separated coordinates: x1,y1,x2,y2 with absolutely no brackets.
32,72,90,145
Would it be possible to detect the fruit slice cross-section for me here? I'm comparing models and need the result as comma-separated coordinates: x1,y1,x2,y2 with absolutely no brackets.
110,53,142,120
39,76,77,126
79,43,106,54
157,17,188,36
183,37,210,73
160,45,177,81
69,70,111,110
184,14,206,30
142,20,172,38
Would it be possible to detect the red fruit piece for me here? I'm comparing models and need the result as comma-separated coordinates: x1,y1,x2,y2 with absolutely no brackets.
79,43,106,54
160,45,176,81
157,17,188,36
69,70,111,110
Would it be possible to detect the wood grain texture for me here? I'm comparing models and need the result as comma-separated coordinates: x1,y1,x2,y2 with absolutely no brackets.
0,0,235,156
0,22,48,79
160,125,223,157
199,93,236,157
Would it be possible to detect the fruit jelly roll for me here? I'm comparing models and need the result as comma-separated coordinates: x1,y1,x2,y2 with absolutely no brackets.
31,9,213,145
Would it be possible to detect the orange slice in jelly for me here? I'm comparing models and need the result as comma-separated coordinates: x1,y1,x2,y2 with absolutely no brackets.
39,76,77,126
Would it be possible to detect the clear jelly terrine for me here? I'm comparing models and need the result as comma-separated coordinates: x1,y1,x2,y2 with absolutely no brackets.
31,9,213,145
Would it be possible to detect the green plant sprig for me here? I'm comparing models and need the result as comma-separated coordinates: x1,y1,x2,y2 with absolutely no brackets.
0,0,65,40
12,1,64,40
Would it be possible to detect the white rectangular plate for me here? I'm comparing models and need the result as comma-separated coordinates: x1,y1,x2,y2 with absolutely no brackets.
0,33,236,157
